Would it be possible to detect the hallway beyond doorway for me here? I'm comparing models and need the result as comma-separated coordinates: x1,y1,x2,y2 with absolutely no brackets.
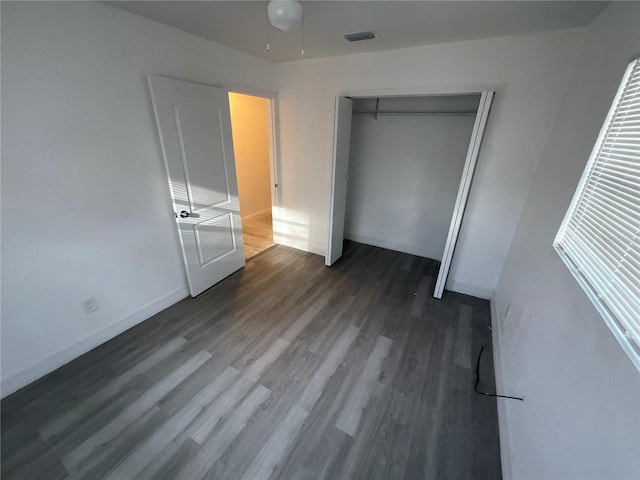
243,213,275,260
228,91,276,262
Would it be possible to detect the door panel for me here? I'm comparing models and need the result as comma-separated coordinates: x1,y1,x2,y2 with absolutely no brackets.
326,96,353,266
194,212,236,266
148,75,244,297
175,102,231,210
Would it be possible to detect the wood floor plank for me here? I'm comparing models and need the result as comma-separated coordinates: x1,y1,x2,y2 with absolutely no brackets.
297,324,360,412
1,243,501,480
409,275,434,318
62,350,211,471
470,305,502,480
357,385,407,480
404,321,456,480
179,384,271,480
69,401,163,479
275,366,354,480
331,380,392,479
188,338,289,444
2,361,116,433
39,336,187,441
306,296,356,354
279,290,333,343
137,438,199,480
102,365,240,480
240,403,308,480
2,388,141,480
335,335,393,436
453,303,474,369
436,363,473,479
201,392,289,479
257,342,318,408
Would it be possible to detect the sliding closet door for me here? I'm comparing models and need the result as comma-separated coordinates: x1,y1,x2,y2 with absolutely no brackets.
433,91,494,299
326,96,353,266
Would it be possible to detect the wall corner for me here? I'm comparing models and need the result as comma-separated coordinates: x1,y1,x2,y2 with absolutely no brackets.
490,296,513,480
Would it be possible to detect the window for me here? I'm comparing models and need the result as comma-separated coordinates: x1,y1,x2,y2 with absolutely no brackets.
554,57,640,370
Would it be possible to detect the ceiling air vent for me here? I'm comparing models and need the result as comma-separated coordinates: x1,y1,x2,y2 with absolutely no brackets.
344,30,377,42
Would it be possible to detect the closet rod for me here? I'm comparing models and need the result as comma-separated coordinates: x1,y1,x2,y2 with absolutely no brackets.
353,111,477,117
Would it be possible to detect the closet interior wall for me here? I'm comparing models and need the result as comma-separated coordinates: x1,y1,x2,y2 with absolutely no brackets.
345,95,480,260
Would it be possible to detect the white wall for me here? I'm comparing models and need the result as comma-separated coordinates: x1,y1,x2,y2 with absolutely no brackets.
0,1,275,396
345,113,475,260
274,27,584,299
492,3,640,479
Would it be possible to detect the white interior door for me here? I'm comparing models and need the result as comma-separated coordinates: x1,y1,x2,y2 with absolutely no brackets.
433,91,494,299
326,96,353,266
148,75,245,297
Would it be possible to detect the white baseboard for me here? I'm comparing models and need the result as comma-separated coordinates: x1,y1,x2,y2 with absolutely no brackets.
241,208,272,223
272,235,325,257
306,242,325,256
344,233,443,261
344,232,444,261
490,297,513,480
447,280,493,300
0,285,189,399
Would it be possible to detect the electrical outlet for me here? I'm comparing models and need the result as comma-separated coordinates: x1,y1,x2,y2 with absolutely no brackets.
81,297,99,314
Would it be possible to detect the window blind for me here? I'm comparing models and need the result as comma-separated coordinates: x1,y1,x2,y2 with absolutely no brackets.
554,58,640,370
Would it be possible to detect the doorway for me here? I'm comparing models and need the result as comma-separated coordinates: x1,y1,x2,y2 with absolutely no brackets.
148,76,282,296
228,92,277,260
327,91,493,299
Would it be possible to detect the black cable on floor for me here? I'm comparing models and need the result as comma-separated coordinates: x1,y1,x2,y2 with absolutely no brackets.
474,345,524,401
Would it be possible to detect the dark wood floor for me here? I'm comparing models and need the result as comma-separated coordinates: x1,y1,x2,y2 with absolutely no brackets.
1,242,501,480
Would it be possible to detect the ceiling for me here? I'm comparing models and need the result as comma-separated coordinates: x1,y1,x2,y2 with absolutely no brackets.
106,1,607,63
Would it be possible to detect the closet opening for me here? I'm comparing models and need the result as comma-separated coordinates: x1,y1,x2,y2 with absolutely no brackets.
327,91,493,298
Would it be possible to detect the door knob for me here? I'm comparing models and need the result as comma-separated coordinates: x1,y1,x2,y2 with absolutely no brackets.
179,210,191,218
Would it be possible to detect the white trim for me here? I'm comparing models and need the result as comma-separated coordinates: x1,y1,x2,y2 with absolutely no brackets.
220,83,277,100
0,286,189,399
339,83,503,99
344,232,444,262
447,280,493,300
326,96,340,266
433,91,494,299
277,237,325,256
268,95,282,207
241,208,272,223
306,242,325,256
490,297,514,480
326,96,350,266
